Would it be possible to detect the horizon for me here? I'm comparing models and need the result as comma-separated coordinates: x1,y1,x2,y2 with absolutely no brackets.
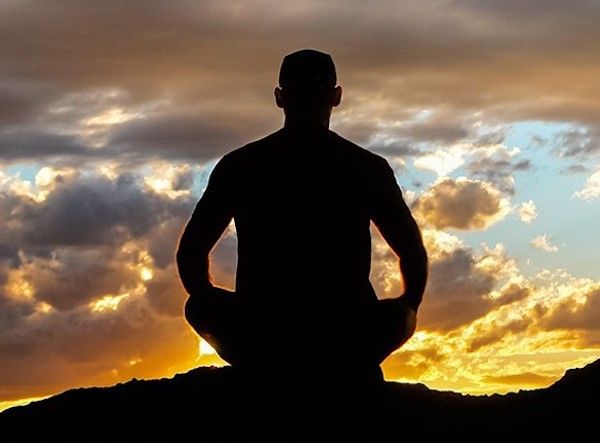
1,1,600,412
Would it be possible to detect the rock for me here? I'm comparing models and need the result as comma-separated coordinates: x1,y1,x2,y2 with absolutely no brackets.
1,360,598,442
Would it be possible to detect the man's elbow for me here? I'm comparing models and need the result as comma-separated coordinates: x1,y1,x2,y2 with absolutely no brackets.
418,241,428,265
175,231,193,271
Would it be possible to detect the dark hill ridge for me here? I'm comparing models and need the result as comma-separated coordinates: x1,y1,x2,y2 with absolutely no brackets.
1,359,598,442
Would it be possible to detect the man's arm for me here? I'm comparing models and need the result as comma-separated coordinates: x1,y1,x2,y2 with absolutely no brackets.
176,157,234,299
370,157,428,310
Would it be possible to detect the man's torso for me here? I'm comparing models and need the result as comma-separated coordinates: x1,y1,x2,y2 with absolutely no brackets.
220,127,388,318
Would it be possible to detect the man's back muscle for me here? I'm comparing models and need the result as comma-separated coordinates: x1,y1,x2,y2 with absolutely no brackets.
214,127,398,317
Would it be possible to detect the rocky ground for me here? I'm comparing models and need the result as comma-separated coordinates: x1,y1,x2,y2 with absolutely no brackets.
1,359,598,442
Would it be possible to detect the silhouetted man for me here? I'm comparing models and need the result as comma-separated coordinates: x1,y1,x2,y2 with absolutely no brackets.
177,49,427,377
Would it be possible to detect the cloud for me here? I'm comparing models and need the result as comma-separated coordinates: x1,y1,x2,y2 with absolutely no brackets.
543,288,600,331
555,126,600,158
15,247,141,310
11,167,193,250
481,372,558,387
412,178,510,230
414,146,465,177
560,164,589,174
518,200,538,223
402,119,470,144
574,169,600,200
0,1,599,166
413,231,516,331
0,162,205,399
0,129,96,163
452,134,531,195
467,318,530,352
492,281,532,306
370,224,519,332
531,234,559,252
382,346,444,380
0,293,198,400
107,111,266,162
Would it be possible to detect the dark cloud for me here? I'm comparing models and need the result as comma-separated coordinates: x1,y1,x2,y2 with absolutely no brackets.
495,283,531,306
0,80,63,126
560,164,589,174
467,157,531,195
419,247,495,330
371,142,423,159
462,129,532,195
543,288,600,331
17,174,192,248
0,129,95,162
554,126,600,158
144,266,188,317
0,165,197,312
23,247,138,310
107,112,257,162
0,1,599,164
0,164,202,399
400,111,472,144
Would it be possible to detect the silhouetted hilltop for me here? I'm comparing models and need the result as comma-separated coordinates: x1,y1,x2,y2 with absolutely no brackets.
1,359,598,442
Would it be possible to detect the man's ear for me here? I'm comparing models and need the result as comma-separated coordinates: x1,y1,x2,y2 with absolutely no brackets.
332,85,342,107
274,87,285,108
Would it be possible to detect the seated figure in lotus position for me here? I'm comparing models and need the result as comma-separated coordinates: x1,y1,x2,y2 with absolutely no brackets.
176,49,428,378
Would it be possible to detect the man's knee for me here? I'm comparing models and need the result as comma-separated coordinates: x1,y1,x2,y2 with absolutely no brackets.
368,300,417,363
184,296,215,334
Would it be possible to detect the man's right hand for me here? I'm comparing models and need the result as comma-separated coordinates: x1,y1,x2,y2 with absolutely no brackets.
370,296,418,364
382,296,417,337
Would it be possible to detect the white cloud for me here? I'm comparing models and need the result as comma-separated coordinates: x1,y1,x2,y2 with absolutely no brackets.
518,200,538,224
414,145,465,177
575,169,600,200
531,234,559,252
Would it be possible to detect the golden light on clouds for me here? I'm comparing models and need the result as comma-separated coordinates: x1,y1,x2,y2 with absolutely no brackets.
84,108,139,128
144,163,194,199
5,271,35,302
89,293,131,313
199,338,218,356
140,267,154,282
414,146,466,177
413,177,511,230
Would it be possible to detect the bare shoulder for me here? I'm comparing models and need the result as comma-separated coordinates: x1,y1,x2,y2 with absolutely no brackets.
329,131,392,171
214,131,283,170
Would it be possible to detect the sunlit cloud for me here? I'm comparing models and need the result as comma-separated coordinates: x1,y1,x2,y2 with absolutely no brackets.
531,234,559,252
412,177,510,230
90,293,132,313
144,162,194,199
414,146,465,177
518,200,538,224
575,169,600,200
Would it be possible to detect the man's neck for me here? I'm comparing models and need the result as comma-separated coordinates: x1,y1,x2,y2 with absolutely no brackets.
283,110,331,131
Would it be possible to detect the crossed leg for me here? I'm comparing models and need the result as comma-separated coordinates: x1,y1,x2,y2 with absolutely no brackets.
185,289,416,370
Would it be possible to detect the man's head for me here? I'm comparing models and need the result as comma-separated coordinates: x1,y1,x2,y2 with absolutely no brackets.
275,49,342,118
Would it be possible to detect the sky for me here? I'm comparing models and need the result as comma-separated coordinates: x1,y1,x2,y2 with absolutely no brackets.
1,0,600,411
